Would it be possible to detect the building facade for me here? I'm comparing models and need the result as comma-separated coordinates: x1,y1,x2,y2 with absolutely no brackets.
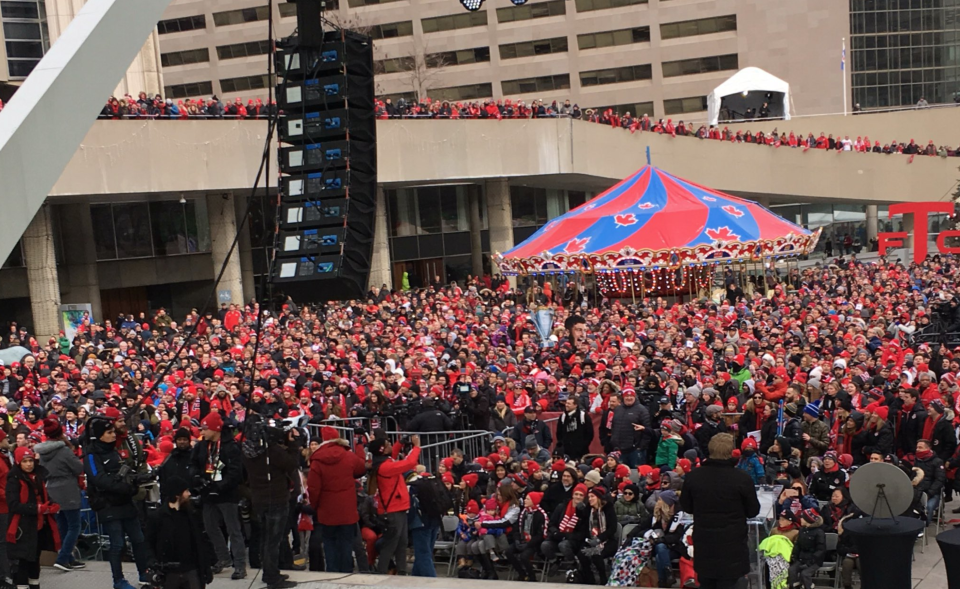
155,0,849,119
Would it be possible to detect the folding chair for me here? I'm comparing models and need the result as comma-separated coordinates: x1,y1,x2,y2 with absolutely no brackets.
435,515,460,577
918,492,929,553
814,532,841,589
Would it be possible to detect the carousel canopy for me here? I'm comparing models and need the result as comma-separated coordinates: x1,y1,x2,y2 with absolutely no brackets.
497,165,818,275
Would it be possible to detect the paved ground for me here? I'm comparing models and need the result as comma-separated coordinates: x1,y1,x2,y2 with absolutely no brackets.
35,511,956,589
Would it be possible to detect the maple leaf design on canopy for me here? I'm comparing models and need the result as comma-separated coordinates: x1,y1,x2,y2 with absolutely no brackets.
722,205,744,218
706,227,741,242
564,237,590,254
614,213,637,227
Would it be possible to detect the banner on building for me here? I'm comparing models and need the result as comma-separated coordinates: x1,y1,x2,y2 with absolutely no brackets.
59,304,93,343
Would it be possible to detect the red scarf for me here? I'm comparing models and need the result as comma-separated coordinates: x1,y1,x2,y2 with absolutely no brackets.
558,500,579,533
922,414,939,442
7,472,62,548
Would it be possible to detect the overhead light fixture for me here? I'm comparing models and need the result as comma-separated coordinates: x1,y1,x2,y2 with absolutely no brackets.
179,194,187,204
510,0,528,4
460,0,483,11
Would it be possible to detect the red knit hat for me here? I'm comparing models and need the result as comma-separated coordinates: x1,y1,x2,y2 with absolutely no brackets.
42,417,63,440
551,460,567,472
465,500,480,515
441,472,454,484
320,426,338,442
615,464,630,478
200,412,223,433
14,447,34,465
101,407,122,420
527,492,543,507
591,457,604,469
462,473,478,488
573,483,588,496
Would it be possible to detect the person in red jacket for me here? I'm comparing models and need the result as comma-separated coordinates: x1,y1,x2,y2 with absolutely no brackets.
369,435,421,574
0,429,11,588
307,427,366,572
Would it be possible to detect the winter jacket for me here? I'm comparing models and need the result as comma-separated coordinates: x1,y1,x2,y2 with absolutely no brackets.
191,438,243,504
655,435,680,469
791,519,826,567
308,439,366,525
0,453,8,514
6,464,60,561
892,400,926,455
695,419,727,451
929,415,957,461
864,422,895,458
737,453,765,485
613,497,649,523
243,440,301,510
781,417,803,451
372,446,421,514
510,418,553,451
809,468,848,501
490,406,517,432
801,418,830,463
679,459,761,579
148,503,214,581
914,454,946,498
540,481,572,516
609,401,652,452
157,446,194,499
84,439,138,521
556,408,594,461
34,440,84,510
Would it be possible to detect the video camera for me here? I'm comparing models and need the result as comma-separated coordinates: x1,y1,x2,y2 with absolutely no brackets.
142,562,180,589
117,463,157,488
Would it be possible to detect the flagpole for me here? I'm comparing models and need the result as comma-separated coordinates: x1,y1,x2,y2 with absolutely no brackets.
842,37,848,116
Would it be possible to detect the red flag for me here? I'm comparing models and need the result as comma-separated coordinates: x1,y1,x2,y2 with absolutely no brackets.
802,145,811,152
907,154,915,164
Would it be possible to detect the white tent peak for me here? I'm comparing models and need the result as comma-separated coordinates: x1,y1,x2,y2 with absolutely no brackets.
707,67,791,126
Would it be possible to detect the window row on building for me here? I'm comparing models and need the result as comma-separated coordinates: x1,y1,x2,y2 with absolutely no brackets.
91,201,211,261
1,0,49,79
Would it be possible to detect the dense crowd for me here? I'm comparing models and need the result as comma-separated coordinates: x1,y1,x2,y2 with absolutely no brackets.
0,255,959,589
94,91,956,160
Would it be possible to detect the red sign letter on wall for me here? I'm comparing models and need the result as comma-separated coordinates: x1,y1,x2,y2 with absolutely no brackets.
878,232,907,257
888,202,955,264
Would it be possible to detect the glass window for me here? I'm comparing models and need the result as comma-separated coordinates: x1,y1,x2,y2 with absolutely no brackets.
0,2,38,19
160,48,210,67
592,101,655,117
417,188,441,234
660,15,737,40
216,40,271,61
427,47,491,67
213,6,269,27
91,205,117,261
431,83,493,101
663,96,707,115
501,74,570,95
164,82,214,99
440,186,470,232
661,54,738,78
575,0,647,13
112,203,153,259
500,37,568,59
388,189,418,237
220,74,272,94
421,11,487,33
577,26,649,50
149,201,209,256
369,21,414,39
157,15,206,34
497,0,565,23
511,187,537,226
579,64,652,87
348,0,402,6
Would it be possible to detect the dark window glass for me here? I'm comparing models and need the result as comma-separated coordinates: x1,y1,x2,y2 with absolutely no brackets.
2,21,39,39
6,59,37,77
579,64,652,87
164,82,214,99
497,0,565,23
418,188,441,234
5,41,42,58
575,0,647,13
0,1,38,19
157,15,206,34
160,48,210,67
421,11,487,33
369,21,414,39
112,203,153,259
91,205,117,261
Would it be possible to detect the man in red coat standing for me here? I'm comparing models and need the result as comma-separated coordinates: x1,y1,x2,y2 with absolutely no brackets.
307,427,366,572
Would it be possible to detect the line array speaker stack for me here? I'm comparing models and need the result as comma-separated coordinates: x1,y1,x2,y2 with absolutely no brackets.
270,1,377,302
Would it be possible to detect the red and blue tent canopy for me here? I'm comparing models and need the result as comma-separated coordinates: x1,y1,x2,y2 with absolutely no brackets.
496,165,819,275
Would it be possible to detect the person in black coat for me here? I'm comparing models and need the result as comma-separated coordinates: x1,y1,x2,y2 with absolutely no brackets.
7,447,60,589
925,401,957,461
789,508,826,589
461,387,490,431
575,486,618,585
542,483,589,562
759,402,780,455
540,467,577,516
679,433,761,586
505,491,548,581
157,428,194,499
191,413,246,578
148,477,215,589
863,406,895,458
510,407,553,451
406,398,454,432
556,398,594,461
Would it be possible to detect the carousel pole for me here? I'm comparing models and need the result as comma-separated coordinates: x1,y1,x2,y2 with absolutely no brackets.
640,270,646,300
630,270,636,305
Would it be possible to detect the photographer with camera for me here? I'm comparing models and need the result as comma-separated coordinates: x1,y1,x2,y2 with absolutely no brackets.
368,435,421,575
148,477,214,589
406,396,453,433
191,413,246,580
158,429,194,499
84,416,150,589
242,420,301,589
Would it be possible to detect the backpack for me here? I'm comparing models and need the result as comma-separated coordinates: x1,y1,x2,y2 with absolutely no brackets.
414,475,453,521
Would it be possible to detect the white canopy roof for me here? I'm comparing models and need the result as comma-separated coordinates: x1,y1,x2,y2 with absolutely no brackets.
706,67,791,126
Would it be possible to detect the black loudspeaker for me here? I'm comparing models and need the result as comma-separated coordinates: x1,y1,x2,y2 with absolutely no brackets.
288,0,324,47
270,29,377,302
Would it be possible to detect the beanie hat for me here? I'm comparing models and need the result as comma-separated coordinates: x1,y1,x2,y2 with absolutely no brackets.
484,497,499,511
584,469,602,485
441,473,454,484
89,417,115,440
525,435,539,449
659,489,678,507
462,473,478,488
441,457,454,470
803,404,820,419
42,417,63,439
510,473,528,487
676,458,692,474
589,485,608,502
591,457,604,469
784,403,799,417
527,492,543,507
174,427,192,441
637,464,653,477
14,447,34,465
487,453,501,466
873,405,889,421
741,437,758,451
164,476,190,501
573,483,588,496
159,439,174,455
101,406,122,420
615,464,630,478
200,412,223,433
466,500,480,515
551,460,567,473
823,451,839,464
801,508,820,524
527,462,540,476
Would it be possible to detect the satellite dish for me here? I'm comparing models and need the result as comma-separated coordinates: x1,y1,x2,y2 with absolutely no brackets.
849,462,913,519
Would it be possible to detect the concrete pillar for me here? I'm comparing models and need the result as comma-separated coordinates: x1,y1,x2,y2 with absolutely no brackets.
46,1,164,97
23,206,62,340
368,186,393,291
234,193,256,304
866,205,879,243
468,185,483,278
58,203,103,321
207,192,245,306
903,212,914,252
486,178,515,286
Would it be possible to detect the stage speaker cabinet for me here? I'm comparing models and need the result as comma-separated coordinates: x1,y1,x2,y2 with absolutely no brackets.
270,28,377,302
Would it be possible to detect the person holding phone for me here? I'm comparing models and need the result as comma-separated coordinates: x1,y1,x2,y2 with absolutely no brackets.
368,435,421,574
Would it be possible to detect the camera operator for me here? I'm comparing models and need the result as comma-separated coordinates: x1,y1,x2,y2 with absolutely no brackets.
191,413,246,579
84,417,150,589
406,396,453,433
147,477,214,589
369,435,422,574
101,407,149,500
242,423,301,589
459,376,490,431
